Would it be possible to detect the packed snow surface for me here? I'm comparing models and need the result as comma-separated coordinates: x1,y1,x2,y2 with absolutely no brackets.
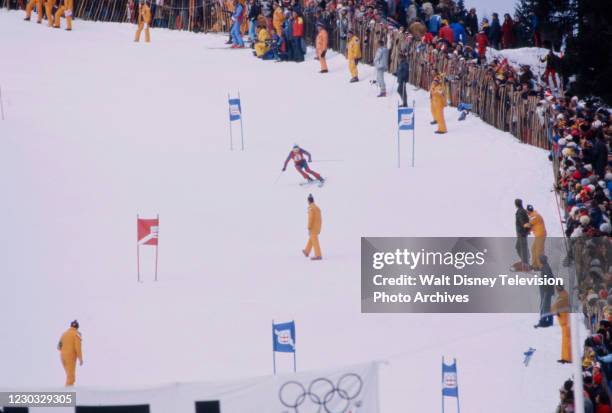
0,10,573,412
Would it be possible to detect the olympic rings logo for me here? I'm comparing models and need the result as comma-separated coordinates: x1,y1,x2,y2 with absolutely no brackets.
278,373,363,413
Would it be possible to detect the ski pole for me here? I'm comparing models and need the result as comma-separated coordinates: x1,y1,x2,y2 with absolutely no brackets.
274,171,283,184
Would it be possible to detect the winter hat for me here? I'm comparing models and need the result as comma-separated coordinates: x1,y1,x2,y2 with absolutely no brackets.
527,204,534,212
581,178,591,186
588,184,596,192
557,113,565,120
307,193,314,203
585,164,593,172
567,141,578,148
580,215,591,226
600,289,609,300
606,172,612,181
570,206,579,216
599,180,607,188
593,120,602,129
591,259,602,268
70,320,79,329
558,138,567,146
600,223,611,234
562,148,573,157
568,165,577,172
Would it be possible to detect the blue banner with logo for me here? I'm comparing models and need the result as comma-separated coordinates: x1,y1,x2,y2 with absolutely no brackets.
273,321,296,353
398,106,414,131
442,359,459,398
228,98,242,121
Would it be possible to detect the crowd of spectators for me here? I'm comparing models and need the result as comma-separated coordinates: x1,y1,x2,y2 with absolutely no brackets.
548,93,612,411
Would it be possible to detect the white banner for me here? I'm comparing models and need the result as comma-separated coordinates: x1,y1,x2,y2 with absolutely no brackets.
10,362,379,413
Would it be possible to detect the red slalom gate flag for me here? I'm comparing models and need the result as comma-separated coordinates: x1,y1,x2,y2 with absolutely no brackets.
137,218,159,246
137,215,159,282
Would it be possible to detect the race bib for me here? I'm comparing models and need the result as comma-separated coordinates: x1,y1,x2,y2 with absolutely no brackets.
294,154,303,162
65,9,72,17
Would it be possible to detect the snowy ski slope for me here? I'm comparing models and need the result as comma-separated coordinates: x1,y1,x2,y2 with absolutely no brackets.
0,10,573,412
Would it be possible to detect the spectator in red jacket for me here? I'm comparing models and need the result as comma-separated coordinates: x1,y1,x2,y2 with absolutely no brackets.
291,10,305,62
476,29,488,64
439,20,454,46
501,13,516,49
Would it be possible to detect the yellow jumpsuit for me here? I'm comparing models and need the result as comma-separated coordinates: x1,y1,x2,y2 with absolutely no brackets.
347,35,361,80
316,28,329,72
25,0,44,23
527,210,547,270
272,7,284,37
54,0,73,30
552,290,571,362
430,81,447,133
254,27,270,57
135,4,152,42
58,327,83,386
45,0,57,26
304,202,322,259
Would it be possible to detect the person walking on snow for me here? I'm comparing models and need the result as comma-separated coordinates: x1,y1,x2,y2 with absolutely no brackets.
513,198,530,271
303,194,322,260
373,39,389,97
230,0,245,48
552,285,572,363
135,0,152,42
315,23,329,73
347,29,361,83
525,204,546,270
429,74,447,134
282,145,324,183
57,320,83,386
53,0,73,30
396,53,409,107
24,0,43,23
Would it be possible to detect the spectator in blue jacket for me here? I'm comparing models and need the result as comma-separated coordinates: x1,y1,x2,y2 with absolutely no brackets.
450,20,466,44
488,12,501,49
427,13,441,35
230,0,245,48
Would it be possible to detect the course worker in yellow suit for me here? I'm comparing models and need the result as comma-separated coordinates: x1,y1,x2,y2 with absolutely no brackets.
552,286,571,363
347,29,361,83
45,0,57,27
315,23,328,73
135,1,152,42
254,25,270,57
525,204,547,270
302,194,322,260
272,2,284,39
24,0,43,23
54,0,73,30
57,320,83,386
429,75,447,134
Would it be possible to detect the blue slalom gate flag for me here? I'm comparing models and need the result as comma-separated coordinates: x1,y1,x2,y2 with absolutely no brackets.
272,321,296,353
442,359,459,398
228,98,242,121
398,106,414,130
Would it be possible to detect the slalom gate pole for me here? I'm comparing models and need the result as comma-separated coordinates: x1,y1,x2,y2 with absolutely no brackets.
239,91,244,151
397,104,400,168
154,214,159,282
455,358,461,413
272,320,277,375
137,214,141,283
293,348,297,372
0,86,5,120
412,99,416,168
228,93,233,151
441,356,444,413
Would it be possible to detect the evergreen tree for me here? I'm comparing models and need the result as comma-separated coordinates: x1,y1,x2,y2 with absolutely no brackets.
565,0,612,103
455,0,467,21
514,0,538,46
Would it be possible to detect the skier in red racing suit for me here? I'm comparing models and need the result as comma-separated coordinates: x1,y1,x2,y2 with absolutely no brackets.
282,145,325,183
